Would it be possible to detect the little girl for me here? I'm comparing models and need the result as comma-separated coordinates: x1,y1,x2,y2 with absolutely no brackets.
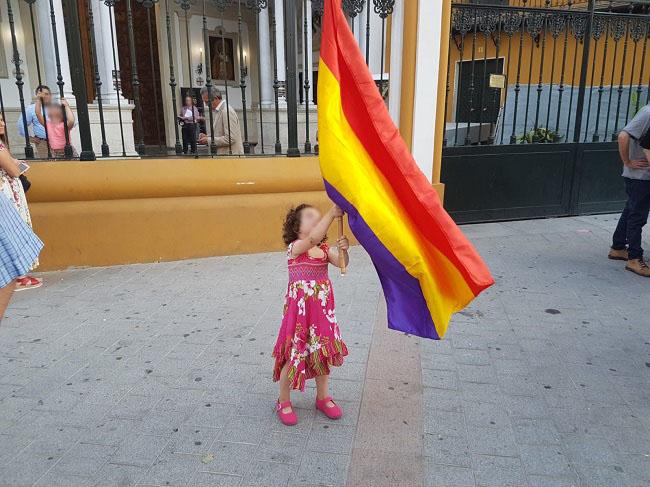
273,204,350,426
35,96,77,159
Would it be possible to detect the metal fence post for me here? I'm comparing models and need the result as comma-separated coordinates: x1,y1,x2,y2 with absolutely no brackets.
283,0,300,157
572,0,595,143
62,0,96,160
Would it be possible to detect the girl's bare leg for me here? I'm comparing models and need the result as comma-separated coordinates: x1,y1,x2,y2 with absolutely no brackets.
0,281,16,324
278,363,293,413
315,374,335,407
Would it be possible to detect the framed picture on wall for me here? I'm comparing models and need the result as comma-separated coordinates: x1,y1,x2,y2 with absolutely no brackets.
209,35,236,83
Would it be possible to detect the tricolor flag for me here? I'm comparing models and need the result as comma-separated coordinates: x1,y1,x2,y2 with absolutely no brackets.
318,0,494,340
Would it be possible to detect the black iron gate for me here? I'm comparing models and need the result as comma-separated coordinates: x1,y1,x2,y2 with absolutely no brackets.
442,0,650,223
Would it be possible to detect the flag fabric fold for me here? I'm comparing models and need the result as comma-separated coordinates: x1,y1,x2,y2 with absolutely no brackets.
317,0,494,339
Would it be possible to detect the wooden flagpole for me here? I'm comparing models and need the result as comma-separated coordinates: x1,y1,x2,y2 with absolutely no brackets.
338,216,347,276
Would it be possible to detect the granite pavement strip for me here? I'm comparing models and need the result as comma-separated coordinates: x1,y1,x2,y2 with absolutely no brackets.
0,214,648,487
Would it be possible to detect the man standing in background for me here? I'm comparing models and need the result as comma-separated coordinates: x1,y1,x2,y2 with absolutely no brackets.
16,85,52,159
609,103,650,278
198,86,244,156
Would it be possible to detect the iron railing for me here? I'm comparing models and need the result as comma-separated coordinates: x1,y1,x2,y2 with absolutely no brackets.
0,0,395,160
445,0,650,146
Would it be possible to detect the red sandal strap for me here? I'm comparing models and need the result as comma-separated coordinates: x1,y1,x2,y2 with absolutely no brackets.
277,400,293,410
316,396,335,406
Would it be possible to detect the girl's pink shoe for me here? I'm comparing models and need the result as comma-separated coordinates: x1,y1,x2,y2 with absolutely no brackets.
315,396,342,420
276,400,298,426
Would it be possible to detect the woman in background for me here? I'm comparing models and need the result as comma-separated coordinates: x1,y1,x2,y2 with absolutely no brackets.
0,114,43,291
179,95,201,155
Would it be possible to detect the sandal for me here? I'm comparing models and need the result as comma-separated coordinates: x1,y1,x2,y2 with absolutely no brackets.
315,396,342,420
276,400,298,426
15,276,43,292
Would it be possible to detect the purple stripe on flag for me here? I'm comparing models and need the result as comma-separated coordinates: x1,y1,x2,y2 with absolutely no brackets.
324,180,440,340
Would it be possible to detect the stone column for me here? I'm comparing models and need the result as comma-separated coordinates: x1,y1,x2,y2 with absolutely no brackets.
304,0,313,106
258,5,273,107
47,0,74,98
274,0,286,99
412,0,443,182
92,0,122,103
37,0,58,91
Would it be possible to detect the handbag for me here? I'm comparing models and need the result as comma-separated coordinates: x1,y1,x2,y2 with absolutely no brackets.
19,174,31,193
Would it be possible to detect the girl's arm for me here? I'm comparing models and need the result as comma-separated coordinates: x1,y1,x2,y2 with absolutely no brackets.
291,205,343,257
328,235,350,268
61,98,75,129
0,147,21,178
34,97,46,126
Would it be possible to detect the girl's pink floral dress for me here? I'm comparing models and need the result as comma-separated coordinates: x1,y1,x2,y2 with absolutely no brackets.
273,242,348,391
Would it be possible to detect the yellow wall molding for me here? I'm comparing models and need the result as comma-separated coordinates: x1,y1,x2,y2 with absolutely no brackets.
398,0,418,151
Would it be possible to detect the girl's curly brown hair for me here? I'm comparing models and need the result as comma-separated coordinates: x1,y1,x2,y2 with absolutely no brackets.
282,204,328,246
282,204,312,246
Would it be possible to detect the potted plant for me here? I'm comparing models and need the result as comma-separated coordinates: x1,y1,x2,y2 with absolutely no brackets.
517,127,562,144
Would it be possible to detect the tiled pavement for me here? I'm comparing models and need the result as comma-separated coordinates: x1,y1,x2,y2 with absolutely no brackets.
0,214,648,486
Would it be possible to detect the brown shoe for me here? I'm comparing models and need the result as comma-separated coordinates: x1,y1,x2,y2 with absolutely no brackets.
608,248,628,261
626,259,650,277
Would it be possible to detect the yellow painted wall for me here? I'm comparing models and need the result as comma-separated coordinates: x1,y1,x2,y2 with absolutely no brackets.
445,27,649,122
28,157,446,271
28,157,338,270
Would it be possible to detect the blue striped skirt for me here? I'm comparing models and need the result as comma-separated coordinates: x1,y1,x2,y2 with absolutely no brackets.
0,194,43,288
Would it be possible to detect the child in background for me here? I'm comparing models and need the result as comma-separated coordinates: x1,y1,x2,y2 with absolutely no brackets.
35,96,77,159
273,204,350,426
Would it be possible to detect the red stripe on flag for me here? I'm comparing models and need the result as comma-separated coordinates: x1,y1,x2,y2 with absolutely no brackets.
319,0,493,295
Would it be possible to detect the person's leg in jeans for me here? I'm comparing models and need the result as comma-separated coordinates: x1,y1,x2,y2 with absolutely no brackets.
612,178,632,250
625,179,650,262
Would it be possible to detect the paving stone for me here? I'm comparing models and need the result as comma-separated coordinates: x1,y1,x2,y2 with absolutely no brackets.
512,418,562,446
109,433,169,467
255,431,309,465
190,471,243,487
463,400,512,429
518,444,573,476
421,368,458,390
167,426,221,455
216,415,271,445
140,451,201,487
93,464,147,487
562,433,622,466
423,432,471,468
294,451,350,486
423,409,466,437
306,423,356,454
422,387,463,413
32,472,93,487
573,464,632,487
526,475,580,487
424,462,476,487
472,455,527,487
202,441,257,476
53,443,116,476
241,461,296,487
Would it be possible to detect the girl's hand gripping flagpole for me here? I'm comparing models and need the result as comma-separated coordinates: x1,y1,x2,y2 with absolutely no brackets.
338,216,348,276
